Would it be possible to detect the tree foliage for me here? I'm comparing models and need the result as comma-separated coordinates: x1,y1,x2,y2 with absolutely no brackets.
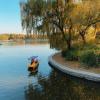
20,0,100,50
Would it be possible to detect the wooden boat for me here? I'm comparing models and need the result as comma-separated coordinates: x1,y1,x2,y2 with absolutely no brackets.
28,62,39,72
28,56,39,72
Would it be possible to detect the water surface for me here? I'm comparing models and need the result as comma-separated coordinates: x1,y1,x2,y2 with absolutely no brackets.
0,41,100,100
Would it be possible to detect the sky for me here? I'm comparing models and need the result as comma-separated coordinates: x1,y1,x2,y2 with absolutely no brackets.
0,0,23,34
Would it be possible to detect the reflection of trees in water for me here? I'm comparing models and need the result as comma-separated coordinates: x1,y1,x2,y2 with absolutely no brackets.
25,70,100,100
4,40,48,46
49,33,67,50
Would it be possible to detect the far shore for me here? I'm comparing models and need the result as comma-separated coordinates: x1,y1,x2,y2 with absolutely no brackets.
0,39,49,46
0,38,48,42
0,33,48,41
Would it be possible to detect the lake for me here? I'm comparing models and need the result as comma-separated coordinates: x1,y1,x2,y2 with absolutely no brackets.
0,41,100,100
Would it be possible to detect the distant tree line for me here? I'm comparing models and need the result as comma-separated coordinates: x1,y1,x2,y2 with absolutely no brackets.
0,34,48,40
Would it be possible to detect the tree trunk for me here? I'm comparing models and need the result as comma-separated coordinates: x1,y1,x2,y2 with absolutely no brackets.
67,23,72,50
67,40,71,50
61,31,72,50
81,34,86,44
80,31,86,44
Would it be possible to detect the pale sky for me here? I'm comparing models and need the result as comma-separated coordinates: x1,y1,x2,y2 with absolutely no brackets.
0,0,23,34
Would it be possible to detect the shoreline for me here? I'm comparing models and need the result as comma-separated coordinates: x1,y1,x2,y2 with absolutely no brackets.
49,52,100,82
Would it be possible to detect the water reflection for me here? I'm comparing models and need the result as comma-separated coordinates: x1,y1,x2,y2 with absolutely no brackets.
0,40,48,46
28,71,38,77
25,70,100,100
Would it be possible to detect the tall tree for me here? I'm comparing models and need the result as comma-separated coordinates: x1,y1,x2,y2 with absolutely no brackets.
21,0,76,49
71,0,100,43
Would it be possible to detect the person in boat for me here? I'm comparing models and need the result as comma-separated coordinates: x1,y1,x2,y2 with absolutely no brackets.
29,58,38,68
34,59,38,63
31,58,38,64
31,58,34,65
28,56,39,71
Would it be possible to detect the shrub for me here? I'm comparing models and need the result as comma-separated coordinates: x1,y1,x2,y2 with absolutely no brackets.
61,44,100,67
79,50,98,67
96,53,100,66
62,48,79,61
82,43,98,50
61,49,67,57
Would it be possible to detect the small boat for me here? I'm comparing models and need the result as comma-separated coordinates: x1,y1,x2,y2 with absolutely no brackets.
28,62,39,72
28,56,39,72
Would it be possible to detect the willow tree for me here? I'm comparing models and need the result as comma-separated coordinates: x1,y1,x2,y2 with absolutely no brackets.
20,0,46,34
21,0,77,50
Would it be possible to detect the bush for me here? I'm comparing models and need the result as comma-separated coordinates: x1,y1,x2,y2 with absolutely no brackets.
62,48,79,61
82,43,98,50
61,49,67,57
96,53,100,66
79,50,98,67
61,44,100,67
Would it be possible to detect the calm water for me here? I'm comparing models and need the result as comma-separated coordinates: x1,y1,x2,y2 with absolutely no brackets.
0,41,100,100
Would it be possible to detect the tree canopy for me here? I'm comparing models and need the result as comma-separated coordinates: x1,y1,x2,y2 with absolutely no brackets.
20,0,100,50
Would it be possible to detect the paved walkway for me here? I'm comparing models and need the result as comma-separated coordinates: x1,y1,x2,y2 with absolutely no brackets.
49,53,100,82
